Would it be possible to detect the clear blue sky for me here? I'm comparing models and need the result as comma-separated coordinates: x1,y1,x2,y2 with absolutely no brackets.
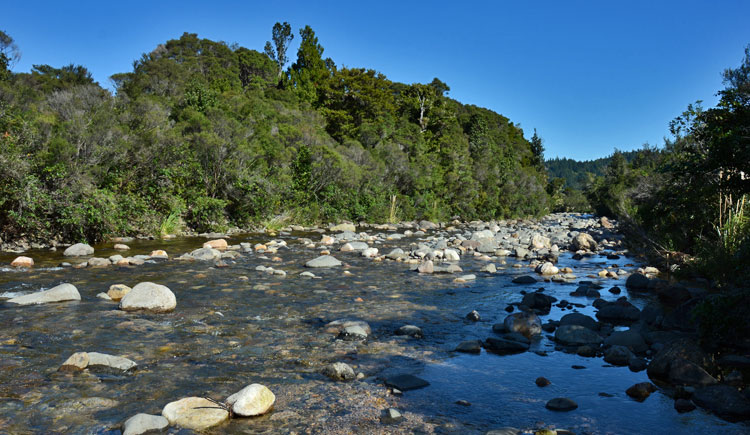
4,1,749,160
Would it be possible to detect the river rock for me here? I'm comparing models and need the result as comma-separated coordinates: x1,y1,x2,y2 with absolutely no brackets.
162,397,229,430
559,313,598,331
668,359,718,386
122,413,169,435
545,397,578,411
572,233,597,251
203,239,228,250
647,338,713,383
188,247,221,261
536,377,551,387
455,340,482,353
381,408,403,424
305,255,342,268
226,383,275,417
675,398,696,413
521,292,555,313
625,273,651,290
604,345,635,366
87,352,137,371
88,257,110,267
535,262,559,275
331,223,356,232
7,283,80,306
325,319,371,337
113,243,130,251
384,374,430,391
604,329,648,354
555,325,603,346
626,382,657,401
149,250,168,259
595,299,641,324
119,282,176,313
512,275,537,284
484,336,530,354
395,324,423,338
692,384,750,420
63,243,94,257
59,352,90,371
322,362,356,381
503,312,541,338
107,284,132,301
361,247,379,257
10,256,33,267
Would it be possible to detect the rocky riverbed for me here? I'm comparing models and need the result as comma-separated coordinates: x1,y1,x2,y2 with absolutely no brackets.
0,213,748,434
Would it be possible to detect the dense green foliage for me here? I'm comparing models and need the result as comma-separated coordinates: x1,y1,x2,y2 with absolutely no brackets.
0,27,549,244
583,46,750,346
546,151,639,190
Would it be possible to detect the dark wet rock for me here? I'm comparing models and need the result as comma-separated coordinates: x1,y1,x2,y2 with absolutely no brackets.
609,286,622,294
455,400,471,406
305,255,342,268
122,413,169,435
322,362,356,381
554,325,603,346
675,398,696,413
512,275,538,284
455,340,482,354
505,305,515,313
626,273,651,290
647,338,713,383
521,292,555,314
559,313,598,331
63,243,94,257
380,408,403,424
595,299,641,324
604,329,648,354
572,365,587,369
395,325,423,338
660,298,700,332
629,357,648,372
119,282,176,313
484,336,530,354
577,345,597,357
668,359,718,386
604,345,635,366
535,377,551,387
692,384,750,421
466,310,481,321
503,312,542,338
492,323,508,334
545,397,578,411
655,284,692,306
626,382,657,401
7,283,80,306
384,374,430,391
542,322,557,333
639,303,664,327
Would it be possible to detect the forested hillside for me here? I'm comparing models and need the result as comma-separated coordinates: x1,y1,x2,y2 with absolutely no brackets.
546,150,639,190
0,25,548,244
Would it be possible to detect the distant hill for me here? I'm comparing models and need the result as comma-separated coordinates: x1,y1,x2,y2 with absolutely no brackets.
546,151,639,190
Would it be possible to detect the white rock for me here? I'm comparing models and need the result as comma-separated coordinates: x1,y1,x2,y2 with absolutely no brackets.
7,283,80,306
162,397,229,430
119,282,176,313
122,413,169,435
226,383,275,417
63,243,94,257
444,248,460,262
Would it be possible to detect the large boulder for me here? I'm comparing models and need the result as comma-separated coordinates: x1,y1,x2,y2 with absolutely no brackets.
503,312,542,338
626,273,651,290
692,384,750,421
226,383,275,417
521,292,555,314
571,233,597,251
604,345,635,366
119,282,176,313
63,243,94,257
604,329,648,354
10,256,34,267
305,255,342,268
647,338,714,383
7,283,80,306
554,325,603,346
162,397,229,430
595,299,641,324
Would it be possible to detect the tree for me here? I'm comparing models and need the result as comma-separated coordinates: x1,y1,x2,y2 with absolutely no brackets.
407,78,449,132
530,129,545,169
289,25,335,105
264,22,294,81
0,30,20,80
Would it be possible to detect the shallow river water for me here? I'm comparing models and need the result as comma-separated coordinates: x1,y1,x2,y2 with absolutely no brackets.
0,228,748,434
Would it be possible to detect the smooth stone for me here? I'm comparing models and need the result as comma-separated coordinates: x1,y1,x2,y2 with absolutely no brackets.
119,282,176,313
455,340,482,354
226,383,275,417
189,247,221,261
536,377,551,387
466,310,481,321
63,243,94,257
692,384,750,420
626,382,657,402
87,352,137,371
107,284,132,301
87,257,110,267
559,313,598,331
484,336,530,354
395,325,423,338
604,345,635,366
305,255,342,268
675,399,696,413
7,283,80,306
554,325,603,346
162,397,229,430
384,374,430,391
113,243,130,251
203,239,228,250
59,352,90,372
381,408,403,424
504,312,542,338
512,275,537,284
96,292,112,300
546,397,578,411
322,362,356,381
122,413,169,435
10,256,33,267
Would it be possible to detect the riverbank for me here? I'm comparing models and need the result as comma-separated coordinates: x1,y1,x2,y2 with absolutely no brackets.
1,213,748,434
